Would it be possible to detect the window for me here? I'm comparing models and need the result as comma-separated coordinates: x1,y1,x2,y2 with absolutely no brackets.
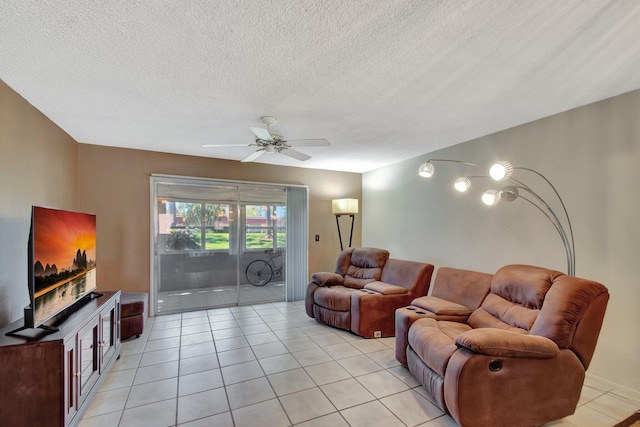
160,201,231,251
244,204,286,250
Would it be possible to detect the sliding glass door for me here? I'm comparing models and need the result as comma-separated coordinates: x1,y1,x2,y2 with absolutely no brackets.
237,186,286,305
151,176,304,315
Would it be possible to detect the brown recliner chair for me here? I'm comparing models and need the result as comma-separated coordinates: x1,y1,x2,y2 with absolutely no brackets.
306,247,434,338
397,264,609,427
395,266,493,366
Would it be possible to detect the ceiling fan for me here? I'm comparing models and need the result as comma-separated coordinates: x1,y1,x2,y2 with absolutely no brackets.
203,116,331,163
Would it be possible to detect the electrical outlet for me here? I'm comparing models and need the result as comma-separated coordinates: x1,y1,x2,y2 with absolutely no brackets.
374,331,382,338
315,235,319,241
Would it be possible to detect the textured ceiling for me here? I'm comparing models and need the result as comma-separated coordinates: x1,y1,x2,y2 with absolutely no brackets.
2,1,640,173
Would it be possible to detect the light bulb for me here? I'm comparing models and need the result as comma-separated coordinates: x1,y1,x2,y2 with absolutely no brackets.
454,177,471,192
482,190,500,206
418,161,435,178
489,161,513,181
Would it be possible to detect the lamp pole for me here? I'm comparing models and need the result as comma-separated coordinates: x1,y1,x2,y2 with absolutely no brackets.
332,199,359,252
335,214,344,251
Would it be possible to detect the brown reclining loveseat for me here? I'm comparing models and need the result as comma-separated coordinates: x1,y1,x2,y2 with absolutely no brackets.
396,264,609,427
306,247,434,338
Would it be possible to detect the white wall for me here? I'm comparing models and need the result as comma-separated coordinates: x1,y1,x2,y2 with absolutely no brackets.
363,89,640,392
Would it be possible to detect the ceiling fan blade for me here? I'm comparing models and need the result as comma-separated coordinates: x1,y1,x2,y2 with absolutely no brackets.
286,138,331,147
280,148,311,161
249,126,273,141
241,150,266,163
202,143,250,148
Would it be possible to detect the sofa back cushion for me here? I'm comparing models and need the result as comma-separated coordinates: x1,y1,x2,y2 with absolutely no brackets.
431,267,492,310
380,258,434,294
468,265,562,333
335,247,389,289
467,265,609,368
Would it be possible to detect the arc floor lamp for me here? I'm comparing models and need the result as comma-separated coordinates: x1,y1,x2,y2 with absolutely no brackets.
332,198,358,251
418,159,575,276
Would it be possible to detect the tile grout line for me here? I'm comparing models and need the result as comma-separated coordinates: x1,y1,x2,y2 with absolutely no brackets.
83,301,639,427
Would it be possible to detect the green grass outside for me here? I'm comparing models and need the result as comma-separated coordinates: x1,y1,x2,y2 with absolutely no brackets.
201,232,286,250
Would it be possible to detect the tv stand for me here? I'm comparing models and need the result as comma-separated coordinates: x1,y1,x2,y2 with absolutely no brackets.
6,291,108,337
5,322,60,336
0,291,121,427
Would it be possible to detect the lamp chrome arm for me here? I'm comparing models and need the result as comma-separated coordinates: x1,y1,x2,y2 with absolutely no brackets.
418,158,576,276
419,159,479,177
513,167,575,269
500,185,574,276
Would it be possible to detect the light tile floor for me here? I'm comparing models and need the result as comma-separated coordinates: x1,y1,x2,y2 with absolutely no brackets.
157,282,286,313
80,301,640,427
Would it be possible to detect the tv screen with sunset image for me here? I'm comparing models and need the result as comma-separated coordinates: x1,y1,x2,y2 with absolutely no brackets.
31,206,97,327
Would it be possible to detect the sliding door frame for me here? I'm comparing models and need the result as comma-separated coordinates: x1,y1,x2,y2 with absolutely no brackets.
149,174,308,316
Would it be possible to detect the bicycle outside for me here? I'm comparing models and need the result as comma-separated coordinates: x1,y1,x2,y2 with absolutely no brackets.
245,248,284,286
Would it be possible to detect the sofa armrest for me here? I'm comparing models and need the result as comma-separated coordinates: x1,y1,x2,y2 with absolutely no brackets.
364,281,408,295
455,329,560,358
311,272,344,286
411,296,472,316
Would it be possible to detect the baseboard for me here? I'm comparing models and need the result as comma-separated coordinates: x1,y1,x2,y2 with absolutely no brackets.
585,372,640,396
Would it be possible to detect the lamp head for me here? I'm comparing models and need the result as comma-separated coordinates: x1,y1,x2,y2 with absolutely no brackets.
332,198,358,215
418,161,435,178
482,190,500,206
489,161,514,181
454,177,471,192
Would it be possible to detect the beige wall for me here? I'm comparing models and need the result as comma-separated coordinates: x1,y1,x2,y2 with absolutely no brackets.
363,89,640,391
0,80,79,327
77,144,361,296
5,71,638,392
0,77,361,329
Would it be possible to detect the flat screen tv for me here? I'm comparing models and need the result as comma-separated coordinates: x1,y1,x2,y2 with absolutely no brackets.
8,206,97,335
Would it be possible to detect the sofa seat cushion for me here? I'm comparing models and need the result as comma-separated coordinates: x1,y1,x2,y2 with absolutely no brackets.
314,285,356,311
408,318,471,377
364,281,408,295
411,296,472,316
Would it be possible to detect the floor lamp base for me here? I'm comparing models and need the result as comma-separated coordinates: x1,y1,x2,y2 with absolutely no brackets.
335,214,355,251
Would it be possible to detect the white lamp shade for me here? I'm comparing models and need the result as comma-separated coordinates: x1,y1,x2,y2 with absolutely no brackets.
418,161,435,177
454,177,471,192
332,198,359,215
489,161,514,181
482,190,500,206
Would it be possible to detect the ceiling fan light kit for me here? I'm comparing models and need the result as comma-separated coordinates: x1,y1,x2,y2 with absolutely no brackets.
204,116,330,163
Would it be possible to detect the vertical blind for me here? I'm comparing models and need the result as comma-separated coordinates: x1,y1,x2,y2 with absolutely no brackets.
285,186,308,301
